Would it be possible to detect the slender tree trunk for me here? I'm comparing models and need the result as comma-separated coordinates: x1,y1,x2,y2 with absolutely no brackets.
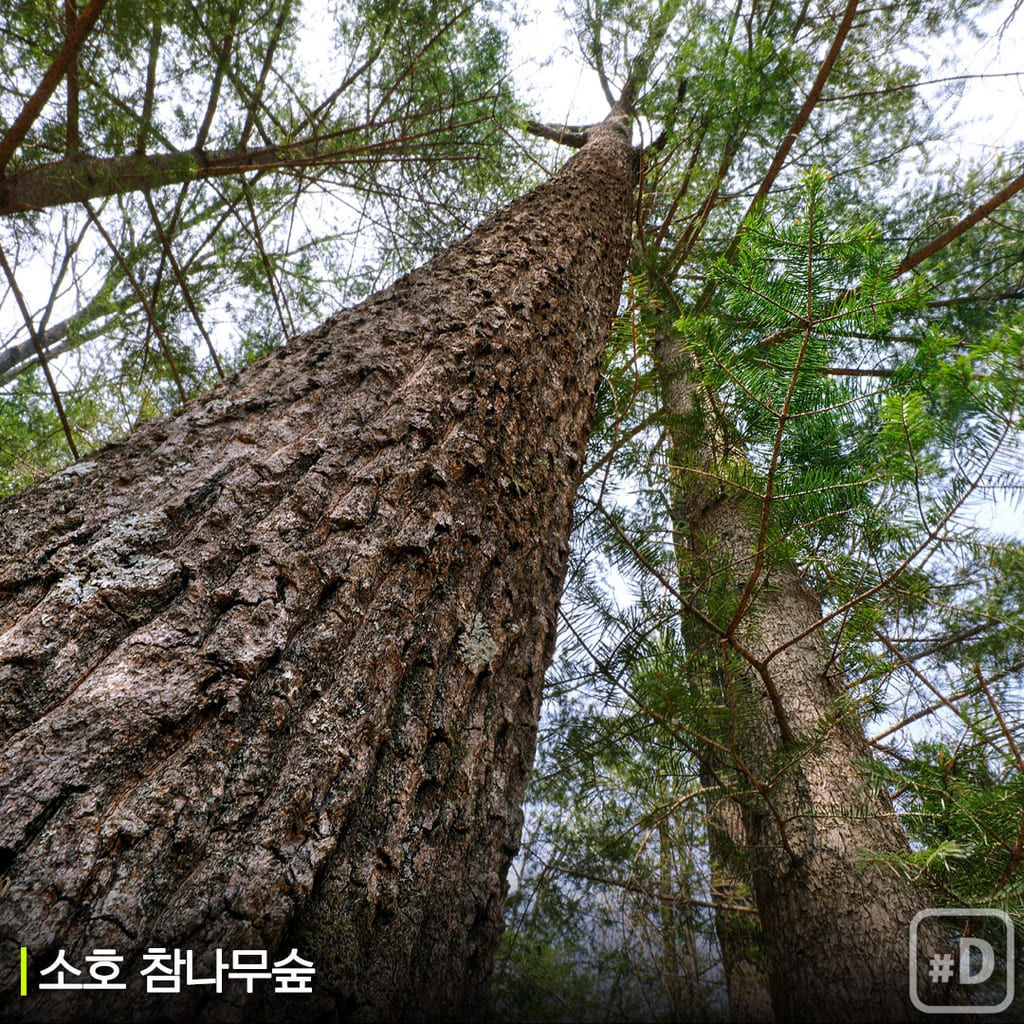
656,335,951,1022
0,112,637,1023
657,332,775,1022
703,792,774,1023
656,813,685,1020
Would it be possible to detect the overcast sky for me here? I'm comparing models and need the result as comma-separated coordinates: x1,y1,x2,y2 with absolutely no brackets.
502,1,1024,141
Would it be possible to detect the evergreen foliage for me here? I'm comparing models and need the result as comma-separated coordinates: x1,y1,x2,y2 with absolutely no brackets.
3,0,1024,1017
0,0,529,494
495,2,1024,1015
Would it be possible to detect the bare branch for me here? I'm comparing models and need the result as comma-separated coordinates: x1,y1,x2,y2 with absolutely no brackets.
195,8,240,154
135,20,162,155
238,1,294,148
525,121,589,148
731,0,860,252
83,201,187,403
143,192,226,379
896,167,1024,279
0,242,79,458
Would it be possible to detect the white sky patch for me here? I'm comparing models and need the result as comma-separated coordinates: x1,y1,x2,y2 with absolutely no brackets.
948,5,1024,150
504,1,608,126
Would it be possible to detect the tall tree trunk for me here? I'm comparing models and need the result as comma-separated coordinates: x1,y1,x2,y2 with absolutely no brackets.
656,331,775,1022
656,336,951,1022
0,111,637,1023
656,809,687,1020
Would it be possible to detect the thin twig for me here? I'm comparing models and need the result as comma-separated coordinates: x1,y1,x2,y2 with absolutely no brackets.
83,200,187,402
0,242,79,458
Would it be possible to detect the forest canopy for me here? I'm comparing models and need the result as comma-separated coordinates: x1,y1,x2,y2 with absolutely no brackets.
2,1,1023,1020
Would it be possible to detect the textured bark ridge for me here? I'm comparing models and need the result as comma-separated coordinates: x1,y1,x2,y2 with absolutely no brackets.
0,114,637,1022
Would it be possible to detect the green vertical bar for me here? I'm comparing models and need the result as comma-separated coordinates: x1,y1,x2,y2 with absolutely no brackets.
20,946,27,996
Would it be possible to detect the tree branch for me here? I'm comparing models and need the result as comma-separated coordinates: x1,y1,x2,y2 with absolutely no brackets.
524,121,589,148
0,0,110,173
895,167,1024,279
238,1,294,148
143,192,225,379
0,114,493,215
65,0,81,157
83,201,187,403
135,20,162,155
0,242,79,458
194,8,240,154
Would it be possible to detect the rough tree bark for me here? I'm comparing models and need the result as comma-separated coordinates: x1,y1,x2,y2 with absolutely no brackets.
656,336,953,1022
0,110,638,1022
657,334,775,1023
